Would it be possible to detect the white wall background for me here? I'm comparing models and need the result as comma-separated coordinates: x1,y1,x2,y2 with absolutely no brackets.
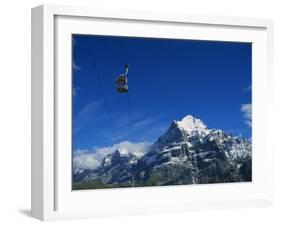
0,0,280,225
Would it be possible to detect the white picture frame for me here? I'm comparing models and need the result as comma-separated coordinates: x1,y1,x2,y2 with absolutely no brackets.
31,4,274,221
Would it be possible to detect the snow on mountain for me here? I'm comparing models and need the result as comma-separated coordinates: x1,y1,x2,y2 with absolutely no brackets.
153,115,208,151
176,115,208,134
73,115,252,187
73,141,150,171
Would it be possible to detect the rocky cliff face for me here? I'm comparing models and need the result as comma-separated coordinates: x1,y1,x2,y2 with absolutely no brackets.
73,115,252,188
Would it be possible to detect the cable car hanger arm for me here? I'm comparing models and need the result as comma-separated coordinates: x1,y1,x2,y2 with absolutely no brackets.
124,64,129,76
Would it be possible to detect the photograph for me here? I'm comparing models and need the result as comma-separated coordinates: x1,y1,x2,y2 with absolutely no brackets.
72,34,252,190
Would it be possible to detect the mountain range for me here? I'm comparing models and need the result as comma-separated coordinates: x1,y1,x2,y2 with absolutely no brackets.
73,115,252,189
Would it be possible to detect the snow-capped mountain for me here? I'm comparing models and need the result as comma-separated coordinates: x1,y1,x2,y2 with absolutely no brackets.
153,115,209,151
73,115,252,188
177,115,208,134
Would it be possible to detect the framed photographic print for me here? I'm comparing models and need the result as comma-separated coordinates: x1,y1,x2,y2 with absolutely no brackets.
31,4,274,221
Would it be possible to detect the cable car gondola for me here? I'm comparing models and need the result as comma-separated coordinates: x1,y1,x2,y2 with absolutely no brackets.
116,64,129,93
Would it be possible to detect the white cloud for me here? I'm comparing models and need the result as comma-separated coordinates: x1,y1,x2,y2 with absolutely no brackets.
73,87,80,97
241,103,252,127
73,141,151,170
73,61,81,71
73,101,101,133
73,150,100,170
243,85,252,92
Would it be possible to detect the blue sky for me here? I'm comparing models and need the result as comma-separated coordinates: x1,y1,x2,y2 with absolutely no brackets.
72,34,252,151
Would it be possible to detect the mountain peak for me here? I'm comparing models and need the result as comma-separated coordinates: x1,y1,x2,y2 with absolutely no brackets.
176,115,208,133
